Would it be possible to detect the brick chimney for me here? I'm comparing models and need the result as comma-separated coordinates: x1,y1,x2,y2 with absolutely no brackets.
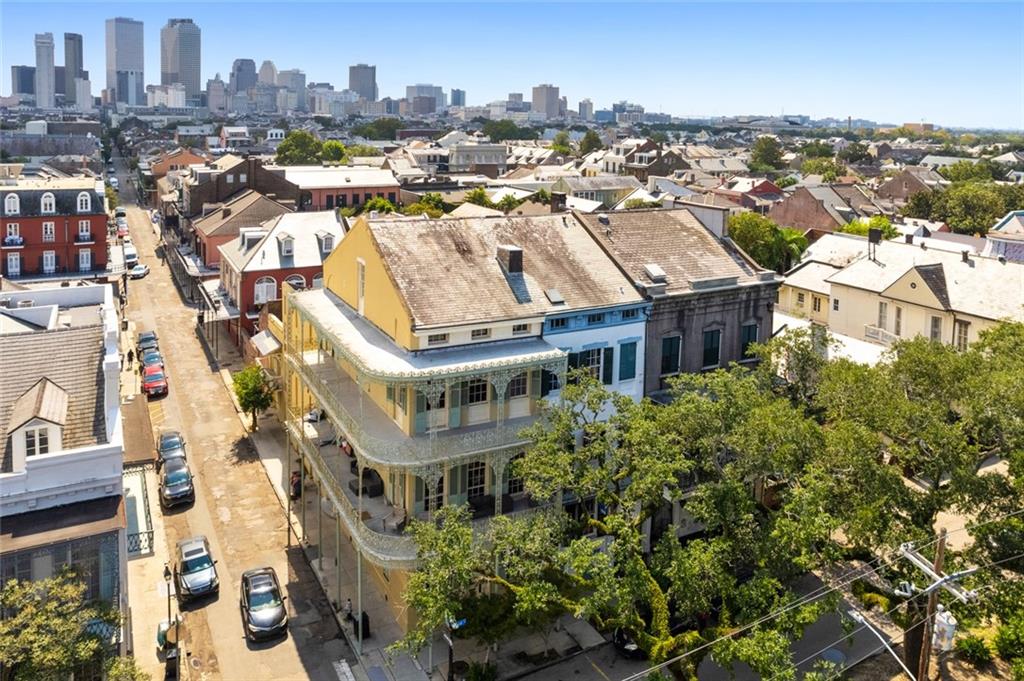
550,191,567,213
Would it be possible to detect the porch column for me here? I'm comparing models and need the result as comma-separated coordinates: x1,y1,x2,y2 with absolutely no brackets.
491,450,515,517
417,464,443,519
335,514,342,610
488,371,514,427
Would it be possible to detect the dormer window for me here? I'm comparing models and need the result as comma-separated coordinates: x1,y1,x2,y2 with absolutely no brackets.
4,194,19,215
322,235,334,252
76,192,91,212
278,233,294,256
40,192,56,214
26,427,50,456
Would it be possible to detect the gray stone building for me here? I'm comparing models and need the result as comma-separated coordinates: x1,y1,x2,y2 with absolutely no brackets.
577,209,780,396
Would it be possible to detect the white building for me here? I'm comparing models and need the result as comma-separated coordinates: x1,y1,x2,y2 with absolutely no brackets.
74,77,93,112
146,82,186,108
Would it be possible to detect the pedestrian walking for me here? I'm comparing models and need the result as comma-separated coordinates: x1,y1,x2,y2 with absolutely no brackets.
126,349,134,368
290,471,302,501
343,598,353,622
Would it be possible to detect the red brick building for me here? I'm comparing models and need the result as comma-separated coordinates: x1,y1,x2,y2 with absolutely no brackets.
1,177,108,279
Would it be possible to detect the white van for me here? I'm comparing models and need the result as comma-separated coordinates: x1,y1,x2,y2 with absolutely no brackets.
109,177,119,191
123,245,138,267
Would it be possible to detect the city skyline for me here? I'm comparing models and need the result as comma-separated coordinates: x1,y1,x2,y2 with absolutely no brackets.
1,1,1021,129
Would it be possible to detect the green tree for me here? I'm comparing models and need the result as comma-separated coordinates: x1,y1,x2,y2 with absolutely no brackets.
776,176,798,188
800,157,846,182
0,568,122,681
420,192,445,210
351,118,403,140
495,194,523,214
939,159,994,182
105,655,151,681
751,136,785,170
800,141,834,158
321,140,348,162
840,215,899,240
550,130,573,157
232,364,273,430
400,202,444,218
837,142,869,164
345,144,383,157
360,197,396,214
727,213,804,271
105,185,119,210
943,182,1004,234
275,130,323,165
481,120,537,142
464,187,494,208
771,227,809,272
579,130,604,156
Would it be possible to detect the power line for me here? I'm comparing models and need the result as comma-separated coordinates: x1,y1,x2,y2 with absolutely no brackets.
616,508,1023,681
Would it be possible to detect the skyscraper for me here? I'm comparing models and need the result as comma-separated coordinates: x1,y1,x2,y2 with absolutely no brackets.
10,66,35,96
64,33,83,104
160,19,201,104
34,33,55,108
276,69,307,111
405,84,445,110
258,60,277,85
106,17,144,105
348,64,377,101
450,89,466,107
229,59,257,95
206,73,227,113
531,84,560,120
578,98,594,121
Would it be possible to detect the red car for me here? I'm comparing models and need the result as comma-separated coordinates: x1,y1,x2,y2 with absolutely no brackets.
142,365,168,397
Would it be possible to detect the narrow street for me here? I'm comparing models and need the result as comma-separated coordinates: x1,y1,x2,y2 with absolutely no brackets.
115,157,351,680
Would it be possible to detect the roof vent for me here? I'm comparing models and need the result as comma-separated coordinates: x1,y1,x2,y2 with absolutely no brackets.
17,299,34,308
644,263,667,283
544,288,565,305
496,244,523,273
961,250,970,263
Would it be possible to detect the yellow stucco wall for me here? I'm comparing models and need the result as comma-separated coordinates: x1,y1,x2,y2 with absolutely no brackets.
778,284,830,325
322,218,414,349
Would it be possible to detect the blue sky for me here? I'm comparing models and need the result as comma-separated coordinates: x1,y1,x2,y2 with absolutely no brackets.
2,2,1021,129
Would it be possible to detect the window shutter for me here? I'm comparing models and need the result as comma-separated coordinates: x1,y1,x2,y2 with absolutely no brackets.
414,392,427,433
38,255,44,272
602,347,614,385
619,342,637,381
530,369,541,398
386,385,394,403
448,383,461,428
567,352,580,384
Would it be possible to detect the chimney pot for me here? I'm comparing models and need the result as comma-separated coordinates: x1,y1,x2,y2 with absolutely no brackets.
905,234,914,244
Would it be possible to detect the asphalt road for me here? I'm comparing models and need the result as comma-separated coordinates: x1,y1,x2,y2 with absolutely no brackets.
115,154,352,681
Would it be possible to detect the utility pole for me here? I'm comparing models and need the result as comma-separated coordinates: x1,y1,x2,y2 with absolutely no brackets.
917,529,946,681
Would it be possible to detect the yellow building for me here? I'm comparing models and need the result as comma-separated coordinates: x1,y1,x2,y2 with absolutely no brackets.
781,234,1024,351
282,212,645,646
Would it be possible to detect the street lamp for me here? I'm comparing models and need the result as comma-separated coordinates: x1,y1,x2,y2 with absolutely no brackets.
163,563,172,625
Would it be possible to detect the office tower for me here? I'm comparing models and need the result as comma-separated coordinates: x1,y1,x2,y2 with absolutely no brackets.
106,17,144,105
348,63,378,101
206,73,227,113
579,98,594,121
161,19,202,104
508,92,523,105
54,67,66,96
405,84,445,110
11,66,35,95
74,78,93,111
34,33,55,108
64,33,83,103
259,60,277,85
276,69,307,111
450,88,466,107
229,58,257,95
531,84,560,120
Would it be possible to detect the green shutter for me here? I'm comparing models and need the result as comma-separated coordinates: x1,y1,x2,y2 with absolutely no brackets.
567,352,580,383
602,347,614,384
386,385,394,403
619,342,637,380
531,369,542,397
448,383,461,428
414,392,427,433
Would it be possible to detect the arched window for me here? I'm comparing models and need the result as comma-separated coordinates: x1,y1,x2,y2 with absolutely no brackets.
284,274,305,292
4,194,19,215
76,192,91,212
40,192,56,214
254,276,276,305
312,273,324,289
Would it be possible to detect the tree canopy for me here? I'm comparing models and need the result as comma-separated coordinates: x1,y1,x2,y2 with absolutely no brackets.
800,157,847,182
902,181,1024,235
275,130,322,165
481,120,538,142
750,136,786,171
578,130,604,156
233,364,273,430
727,213,807,272
839,215,899,240
351,118,403,141
397,321,1024,677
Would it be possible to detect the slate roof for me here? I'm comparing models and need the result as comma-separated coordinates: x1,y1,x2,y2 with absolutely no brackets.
0,324,107,472
193,190,292,237
0,179,105,217
365,214,643,328
576,208,769,296
556,175,642,192
219,210,344,273
7,378,69,432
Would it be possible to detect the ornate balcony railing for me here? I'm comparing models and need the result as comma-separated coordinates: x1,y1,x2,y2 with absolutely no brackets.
285,419,418,568
864,324,899,346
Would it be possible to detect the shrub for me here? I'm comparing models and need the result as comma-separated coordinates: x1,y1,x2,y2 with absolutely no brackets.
995,616,1024,660
466,661,497,681
956,634,993,665
1011,657,1024,681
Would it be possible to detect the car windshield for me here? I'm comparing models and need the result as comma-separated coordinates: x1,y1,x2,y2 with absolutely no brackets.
249,588,282,611
147,371,165,381
160,434,183,450
165,469,190,485
144,353,161,363
182,554,212,573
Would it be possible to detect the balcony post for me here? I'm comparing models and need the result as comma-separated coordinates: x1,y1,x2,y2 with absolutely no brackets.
489,371,513,426
491,450,514,517
417,464,443,519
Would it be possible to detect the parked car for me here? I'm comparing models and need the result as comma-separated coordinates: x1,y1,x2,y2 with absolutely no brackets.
117,224,130,238
123,246,138,268
174,536,219,603
109,177,119,190
137,331,159,354
142,365,168,397
239,567,288,640
156,430,186,467
140,349,164,371
130,264,150,279
114,206,127,219
304,408,325,423
159,458,195,509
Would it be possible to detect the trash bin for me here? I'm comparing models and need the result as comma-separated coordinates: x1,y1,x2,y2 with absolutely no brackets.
355,611,371,639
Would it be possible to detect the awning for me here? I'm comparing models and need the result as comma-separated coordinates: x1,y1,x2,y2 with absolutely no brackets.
251,329,281,357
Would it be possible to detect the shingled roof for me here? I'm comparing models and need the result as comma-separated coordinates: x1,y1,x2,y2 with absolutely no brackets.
576,208,768,296
365,214,642,328
0,325,106,472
